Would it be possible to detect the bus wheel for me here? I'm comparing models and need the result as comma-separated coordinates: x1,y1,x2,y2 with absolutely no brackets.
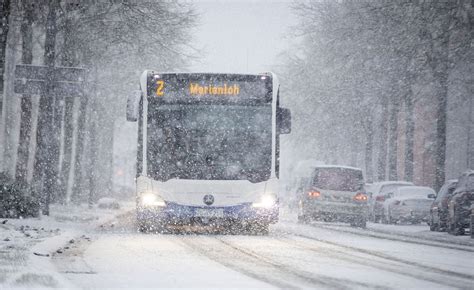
297,214,310,224
137,220,148,233
357,218,367,229
246,223,269,235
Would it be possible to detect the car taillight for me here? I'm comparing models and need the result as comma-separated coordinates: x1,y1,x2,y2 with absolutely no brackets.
308,190,321,198
375,196,385,202
353,192,368,202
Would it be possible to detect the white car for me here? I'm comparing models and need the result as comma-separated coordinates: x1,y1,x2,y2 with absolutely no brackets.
367,181,414,222
382,186,436,224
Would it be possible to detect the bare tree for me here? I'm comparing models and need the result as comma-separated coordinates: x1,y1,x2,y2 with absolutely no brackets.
282,0,472,188
0,0,11,97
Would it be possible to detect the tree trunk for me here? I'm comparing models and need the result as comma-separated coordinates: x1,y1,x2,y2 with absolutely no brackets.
15,1,34,184
0,0,11,96
404,89,415,182
435,71,448,191
430,3,452,192
71,95,88,203
468,93,473,170
33,0,60,215
365,119,374,183
57,98,74,203
388,98,400,180
377,96,389,181
0,0,11,176
58,4,78,204
88,112,98,208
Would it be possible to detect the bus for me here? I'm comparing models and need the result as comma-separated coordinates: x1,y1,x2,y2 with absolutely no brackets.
126,71,291,234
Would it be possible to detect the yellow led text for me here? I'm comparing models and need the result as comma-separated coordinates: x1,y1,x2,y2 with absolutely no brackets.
189,83,240,95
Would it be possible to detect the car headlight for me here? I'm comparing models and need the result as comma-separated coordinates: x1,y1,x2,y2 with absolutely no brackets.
252,194,277,208
141,193,165,207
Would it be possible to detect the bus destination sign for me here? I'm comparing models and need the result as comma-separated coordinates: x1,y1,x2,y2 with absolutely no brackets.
146,73,272,105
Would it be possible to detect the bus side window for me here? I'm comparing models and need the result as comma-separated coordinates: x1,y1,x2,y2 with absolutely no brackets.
136,97,143,177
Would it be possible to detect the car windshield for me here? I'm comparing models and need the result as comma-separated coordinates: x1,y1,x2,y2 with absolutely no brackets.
467,175,474,190
312,167,363,191
147,104,272,182
437,181,457,199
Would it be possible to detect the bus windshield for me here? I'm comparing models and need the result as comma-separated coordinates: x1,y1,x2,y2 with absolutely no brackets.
147,104,272,182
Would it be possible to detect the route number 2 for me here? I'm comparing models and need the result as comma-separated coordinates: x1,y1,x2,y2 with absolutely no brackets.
156,80,164,96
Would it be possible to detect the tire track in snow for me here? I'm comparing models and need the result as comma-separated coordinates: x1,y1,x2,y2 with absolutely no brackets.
273,234,474,289
309,222,474,252
273,227,474,284
179,235,386,289
215,237,389,290
178,235,299,289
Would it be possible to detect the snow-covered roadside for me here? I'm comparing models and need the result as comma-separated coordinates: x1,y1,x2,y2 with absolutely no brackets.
279,204,474,246
0,201,133,288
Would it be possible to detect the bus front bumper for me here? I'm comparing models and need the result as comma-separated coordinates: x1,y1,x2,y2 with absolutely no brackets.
137,202,279,225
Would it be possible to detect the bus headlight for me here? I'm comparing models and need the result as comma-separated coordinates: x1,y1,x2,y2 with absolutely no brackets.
141,193,166,207
252,194,277,208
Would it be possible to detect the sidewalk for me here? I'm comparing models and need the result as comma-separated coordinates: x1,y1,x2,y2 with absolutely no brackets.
0,201,132,288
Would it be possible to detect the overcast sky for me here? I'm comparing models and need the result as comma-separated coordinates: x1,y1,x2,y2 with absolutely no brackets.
189,0,296,74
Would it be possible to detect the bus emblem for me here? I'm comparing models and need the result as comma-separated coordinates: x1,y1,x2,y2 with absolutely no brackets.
203,194,214,206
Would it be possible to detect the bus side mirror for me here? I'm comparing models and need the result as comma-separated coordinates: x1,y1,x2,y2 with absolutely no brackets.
278,107,291,134
126,90,142,122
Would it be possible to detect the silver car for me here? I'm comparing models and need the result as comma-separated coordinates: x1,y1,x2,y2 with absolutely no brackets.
383,186,436,224
297,165,368,228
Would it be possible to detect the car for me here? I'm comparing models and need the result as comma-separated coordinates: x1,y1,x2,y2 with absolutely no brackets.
447,170,474,235
471,207,474,239
367,181,414,223
297,165,368,228
428,179,458,231
382,186,435,224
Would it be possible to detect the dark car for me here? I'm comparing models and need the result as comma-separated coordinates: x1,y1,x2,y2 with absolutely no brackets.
448,170,474,235
429,179,458,231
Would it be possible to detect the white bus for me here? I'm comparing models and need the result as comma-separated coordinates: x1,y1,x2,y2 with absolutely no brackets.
126,71,291,233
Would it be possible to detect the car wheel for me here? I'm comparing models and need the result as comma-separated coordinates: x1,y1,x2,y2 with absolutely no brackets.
137,219,148,233
470,214,474,239
387,214,393,224
377,215,383,223
297,214,310,224
373,215,381,223
448,215,455,234
312,214,322,222
429,215,436,231
323,215,333,223
369,212,375,223
448,209,464,236
357,218,367,229
438,216,447,231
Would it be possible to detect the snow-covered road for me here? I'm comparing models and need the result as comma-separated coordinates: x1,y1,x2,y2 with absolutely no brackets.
51,212,474,289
